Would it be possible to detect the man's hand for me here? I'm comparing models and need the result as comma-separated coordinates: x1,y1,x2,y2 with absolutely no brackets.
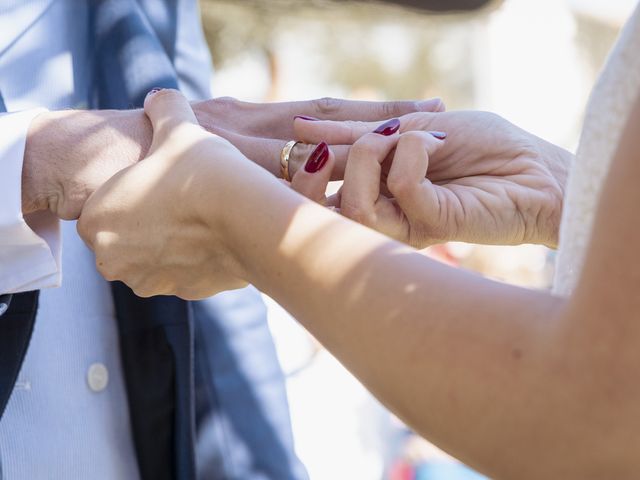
291,111,573,248
22,109,151,220
21,96,443,220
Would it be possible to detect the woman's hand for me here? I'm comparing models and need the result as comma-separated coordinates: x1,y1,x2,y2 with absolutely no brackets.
77,89,261,299
293,111,572,248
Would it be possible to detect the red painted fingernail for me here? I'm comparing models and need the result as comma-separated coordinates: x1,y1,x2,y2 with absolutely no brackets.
373,118,400,136
294,115,319,122
305,142,329,173
428,131,447,140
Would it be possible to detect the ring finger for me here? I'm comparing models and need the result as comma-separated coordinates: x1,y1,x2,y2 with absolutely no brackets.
209,124,350,179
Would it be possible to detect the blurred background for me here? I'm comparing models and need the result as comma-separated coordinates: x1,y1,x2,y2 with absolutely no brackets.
198,0,636,478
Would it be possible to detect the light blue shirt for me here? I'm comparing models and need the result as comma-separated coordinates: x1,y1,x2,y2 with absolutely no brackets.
0,1,213,478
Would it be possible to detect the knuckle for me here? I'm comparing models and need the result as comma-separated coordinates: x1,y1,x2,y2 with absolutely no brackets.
401,112,431,130
133,286,154,298
211,96,239,111
96,261,119,282
399,130,428,145
131,277,164,298
387,174,415,199
175,289,196,301
382,100,421,118
351,136,383,159
312,97,343,116
479,110,502,126
341,201,376,227
381,101,405,118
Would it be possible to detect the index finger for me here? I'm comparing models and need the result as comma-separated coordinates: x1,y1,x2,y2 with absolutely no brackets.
295,97,444,122
294,118,380,145
340,132,400,226
195,96,444,139
293,111,443,146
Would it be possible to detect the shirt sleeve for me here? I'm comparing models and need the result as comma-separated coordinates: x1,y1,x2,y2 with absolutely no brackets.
0,109,61,294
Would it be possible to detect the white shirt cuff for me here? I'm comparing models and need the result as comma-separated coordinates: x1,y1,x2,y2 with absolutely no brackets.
0,109,61,294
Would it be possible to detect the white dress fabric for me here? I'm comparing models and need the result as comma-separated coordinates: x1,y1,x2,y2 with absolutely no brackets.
554,4,640,295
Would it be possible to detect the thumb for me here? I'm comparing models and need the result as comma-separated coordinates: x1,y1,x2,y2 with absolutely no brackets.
290,142,335,204
143,88,199,155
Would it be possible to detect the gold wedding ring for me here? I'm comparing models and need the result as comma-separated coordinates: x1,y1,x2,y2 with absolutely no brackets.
280,140,300,181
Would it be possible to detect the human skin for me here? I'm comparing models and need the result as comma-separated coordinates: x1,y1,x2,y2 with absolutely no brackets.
20,96,444,219
293,111,572,248
78,89,640,478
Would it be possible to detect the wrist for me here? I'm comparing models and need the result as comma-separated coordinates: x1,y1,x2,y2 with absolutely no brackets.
194,149,289,284
22,108,152,219
185,145,252,281
22,111,57,214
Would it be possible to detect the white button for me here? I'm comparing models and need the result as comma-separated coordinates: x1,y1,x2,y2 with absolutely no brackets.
87,363,109,392
0,303,8,316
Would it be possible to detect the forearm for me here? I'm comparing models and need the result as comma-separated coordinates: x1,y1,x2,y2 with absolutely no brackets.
211,167,596,477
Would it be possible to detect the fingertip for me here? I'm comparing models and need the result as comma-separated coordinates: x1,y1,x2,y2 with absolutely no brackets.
372,118,401,136
144,87,163,104
303,141,330,174
143,88,197,126
143,87,177,111
143,88,200,152
417,98,446,113
398,130,446,159
291,141,334,203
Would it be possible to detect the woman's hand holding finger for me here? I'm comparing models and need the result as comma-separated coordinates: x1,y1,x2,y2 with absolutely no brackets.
338,121,446,245
294,110,569,247
339,120,402,239
288,117,446,246
385,131,447,246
